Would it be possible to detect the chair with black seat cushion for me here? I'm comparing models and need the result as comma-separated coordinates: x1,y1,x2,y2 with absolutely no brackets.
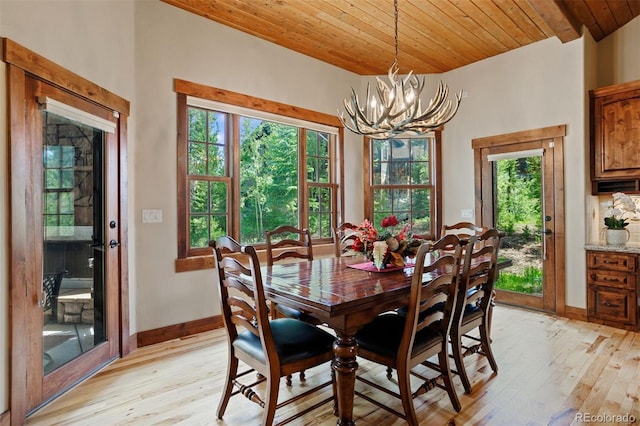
449,228,501,394
354,235,463,424
332,222,359,258
43,269,68,323
211,236,335,426
264,225,320,324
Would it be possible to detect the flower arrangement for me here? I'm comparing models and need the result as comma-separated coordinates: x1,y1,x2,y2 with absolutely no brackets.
603,192,637,229
351,215,424,270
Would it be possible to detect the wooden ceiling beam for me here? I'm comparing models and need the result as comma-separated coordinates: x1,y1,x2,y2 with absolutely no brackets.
526,0,582,43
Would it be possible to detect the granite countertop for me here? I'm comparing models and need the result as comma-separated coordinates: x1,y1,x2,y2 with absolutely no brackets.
585,242,640,253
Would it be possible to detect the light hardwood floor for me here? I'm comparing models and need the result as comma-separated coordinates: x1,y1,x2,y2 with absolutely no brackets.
27,305,640,425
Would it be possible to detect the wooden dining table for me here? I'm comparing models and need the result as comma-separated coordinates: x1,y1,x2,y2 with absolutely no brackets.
262,256,417,426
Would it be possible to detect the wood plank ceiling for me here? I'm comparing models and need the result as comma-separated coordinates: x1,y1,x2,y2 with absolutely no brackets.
163,0,640,75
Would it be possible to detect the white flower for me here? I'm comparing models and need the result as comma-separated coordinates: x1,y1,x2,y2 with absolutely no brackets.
372,240,388,270
604,192,638,229
608,193,637,218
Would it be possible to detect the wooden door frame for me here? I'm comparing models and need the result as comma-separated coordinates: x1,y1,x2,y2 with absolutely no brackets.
472,125,566,315
3,38,131,425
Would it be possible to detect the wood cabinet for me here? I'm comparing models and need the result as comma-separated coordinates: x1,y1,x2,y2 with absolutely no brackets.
586,250,638,330
590,79,640,194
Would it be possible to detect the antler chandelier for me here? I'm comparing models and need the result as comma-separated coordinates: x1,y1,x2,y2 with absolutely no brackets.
339,0,463,140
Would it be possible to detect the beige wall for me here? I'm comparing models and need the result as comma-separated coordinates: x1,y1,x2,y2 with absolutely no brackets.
584,30,600,246
598,15,640,87
0,1,639,417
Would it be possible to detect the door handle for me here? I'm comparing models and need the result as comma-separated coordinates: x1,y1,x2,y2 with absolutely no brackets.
109,240,120,249
540,228,552,260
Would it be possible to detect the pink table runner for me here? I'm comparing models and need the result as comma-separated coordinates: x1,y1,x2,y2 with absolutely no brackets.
347,261,412,273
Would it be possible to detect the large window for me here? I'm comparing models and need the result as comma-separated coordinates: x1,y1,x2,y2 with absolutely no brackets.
187,108,229,248
307,130,334,239
176,80,343,268
366,132,441,239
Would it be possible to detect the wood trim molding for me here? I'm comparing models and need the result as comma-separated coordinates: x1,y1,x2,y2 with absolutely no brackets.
174,78,341,127
128,333,139,352
8,63,31,425
1,38,130,116
565,306,587,322
590,79,640,98
471,125,566,149
118,115,131,356
552,135,566,316
136,316,224,347
0,410,9,426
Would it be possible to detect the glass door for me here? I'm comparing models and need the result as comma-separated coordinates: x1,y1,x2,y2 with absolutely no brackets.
481,141,558,312
31,81,121,407
492,154,544,299
42,111,106,375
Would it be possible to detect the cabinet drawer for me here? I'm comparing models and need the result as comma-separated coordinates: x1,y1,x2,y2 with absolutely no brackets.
588,286,637,325
587,269,637,290
587,251,636,272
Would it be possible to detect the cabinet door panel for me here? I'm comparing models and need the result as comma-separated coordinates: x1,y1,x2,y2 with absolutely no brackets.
601,97,640,172
587,251,636,272
587,269,636,290
588,286,636,325
590,81,640,185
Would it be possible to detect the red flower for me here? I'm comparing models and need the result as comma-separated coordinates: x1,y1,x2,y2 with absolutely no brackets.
381,215,399,228
352,239,364,252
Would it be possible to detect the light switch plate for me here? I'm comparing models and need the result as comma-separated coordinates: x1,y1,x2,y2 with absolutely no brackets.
460,208,474,219
142,209,163,223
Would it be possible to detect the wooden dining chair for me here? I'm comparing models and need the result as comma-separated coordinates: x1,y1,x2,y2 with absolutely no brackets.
354,235,463,424
449,228,501,394
441,221,487,240
264,225,320,324
211,236,336,426
265,225,313,266
332,222,359,257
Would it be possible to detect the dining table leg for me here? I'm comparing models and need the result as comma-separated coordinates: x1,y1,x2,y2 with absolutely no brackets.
332,332,358,426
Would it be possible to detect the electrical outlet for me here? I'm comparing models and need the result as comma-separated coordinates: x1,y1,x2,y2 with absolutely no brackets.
460,208,474,219
142,209,163,223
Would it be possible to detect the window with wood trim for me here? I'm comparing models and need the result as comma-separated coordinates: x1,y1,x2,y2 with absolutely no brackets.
187,107,229,249
175,80,342,268
365,132,441,239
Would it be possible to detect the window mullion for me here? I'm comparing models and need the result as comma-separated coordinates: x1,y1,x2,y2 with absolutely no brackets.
299,129,308,230
231,114,241,240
